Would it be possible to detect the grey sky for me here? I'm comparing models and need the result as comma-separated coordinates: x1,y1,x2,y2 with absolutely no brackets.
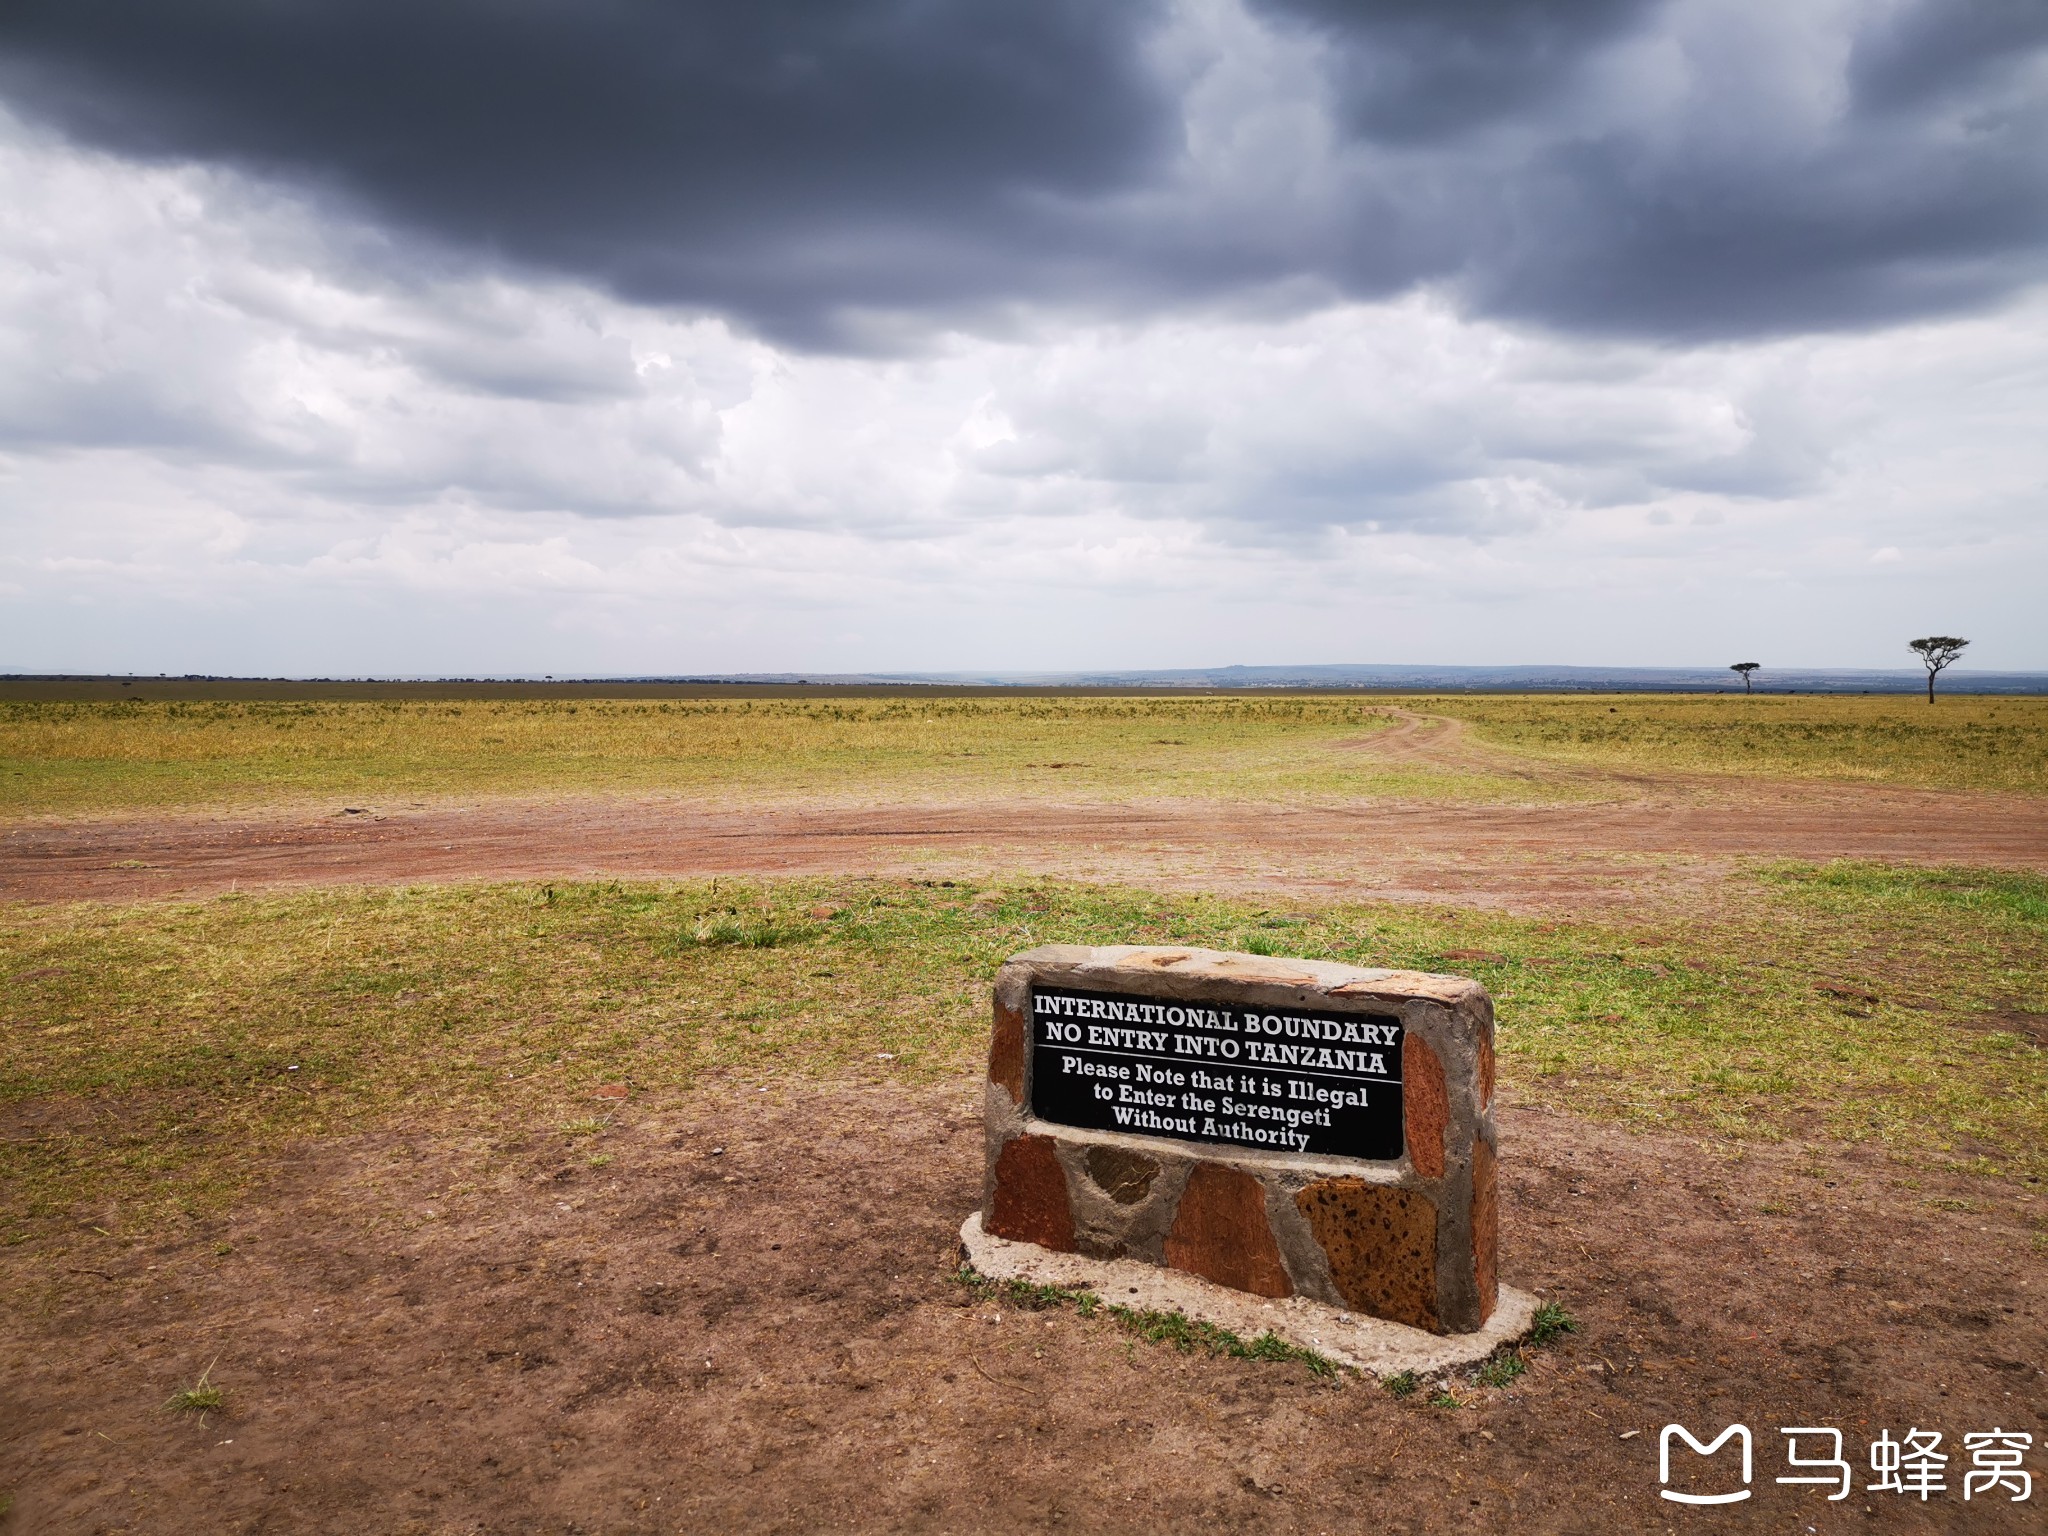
1,0,2042,673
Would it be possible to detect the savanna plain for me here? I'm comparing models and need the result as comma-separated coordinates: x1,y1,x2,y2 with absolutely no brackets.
2,686,2044,1533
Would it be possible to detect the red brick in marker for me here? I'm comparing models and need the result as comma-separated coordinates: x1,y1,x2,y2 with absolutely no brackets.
1402,1034,1448,1180
987,1135,1075,1252
988,998,1026,1105
1162,1162,1292,1298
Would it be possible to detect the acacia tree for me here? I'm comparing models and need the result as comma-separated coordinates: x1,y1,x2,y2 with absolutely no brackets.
1730,662,1760,693
1908,636,1968,703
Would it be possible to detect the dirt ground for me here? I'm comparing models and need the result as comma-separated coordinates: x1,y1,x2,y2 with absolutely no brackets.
6,776,2048,914
9,711,2046,913
4,1083,2040,1534
6,735,2045,1532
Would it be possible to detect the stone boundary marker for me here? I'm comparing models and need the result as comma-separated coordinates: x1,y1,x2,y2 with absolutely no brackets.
982,944,1532,1345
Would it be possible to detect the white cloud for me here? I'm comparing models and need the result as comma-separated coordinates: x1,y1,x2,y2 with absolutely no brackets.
0,108,2042,674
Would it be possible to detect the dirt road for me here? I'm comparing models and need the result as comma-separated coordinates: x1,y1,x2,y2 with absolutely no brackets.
5,778,2045,910
9,711,2042,909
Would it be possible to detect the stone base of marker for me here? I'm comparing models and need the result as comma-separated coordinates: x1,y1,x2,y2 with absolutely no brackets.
985,945,1499,1336
961,1212,1537,1377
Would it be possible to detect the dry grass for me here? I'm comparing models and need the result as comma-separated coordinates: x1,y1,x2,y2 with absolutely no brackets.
0,694,1542,817
4,864,2041,1234
1432,692,2048,794
5,688,2043,819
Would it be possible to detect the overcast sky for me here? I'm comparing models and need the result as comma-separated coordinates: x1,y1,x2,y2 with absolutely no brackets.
2,0,2043,675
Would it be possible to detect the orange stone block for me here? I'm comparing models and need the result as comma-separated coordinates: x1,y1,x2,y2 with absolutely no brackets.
1163,1163,1292,1298
987,1135,1075,1252
1296,1177,1440,1332
1403,1034,1448,1180
1472,1137,1498,1322
988,997,1025,1104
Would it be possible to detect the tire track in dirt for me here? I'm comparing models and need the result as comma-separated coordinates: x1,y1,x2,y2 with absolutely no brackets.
1339,708,1667,790
5,777,2044,911
1339,709,1502,767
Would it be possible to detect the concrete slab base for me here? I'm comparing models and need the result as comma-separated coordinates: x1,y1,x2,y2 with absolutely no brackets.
960,1212,1538,1377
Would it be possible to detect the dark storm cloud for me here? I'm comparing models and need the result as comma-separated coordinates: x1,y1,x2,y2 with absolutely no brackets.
1251,0,1652,142
0,0,1171,346
1456,111,2048,339
1267,0,2048,338
3,0,2046,346
1850,0,2048,112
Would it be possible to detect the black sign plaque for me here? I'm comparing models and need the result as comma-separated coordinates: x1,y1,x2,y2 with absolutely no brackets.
1028,984,1404,1160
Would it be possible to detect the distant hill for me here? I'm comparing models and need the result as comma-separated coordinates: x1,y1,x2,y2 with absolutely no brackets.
632,663,2048,693
9,664,2045,693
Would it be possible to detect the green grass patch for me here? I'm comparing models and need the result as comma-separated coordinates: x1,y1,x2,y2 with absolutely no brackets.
1758,862,2048,929
1526,1302,1578,1347
951,1267,1333,1374
672,913,821,950
3,865,2042,1228
954,1269,1102,1317
1389,1305,1570,1400
1432,692,2048,795
1104,1306,1336,1376
1475,1350,1527,1388
163,1361,225,1418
